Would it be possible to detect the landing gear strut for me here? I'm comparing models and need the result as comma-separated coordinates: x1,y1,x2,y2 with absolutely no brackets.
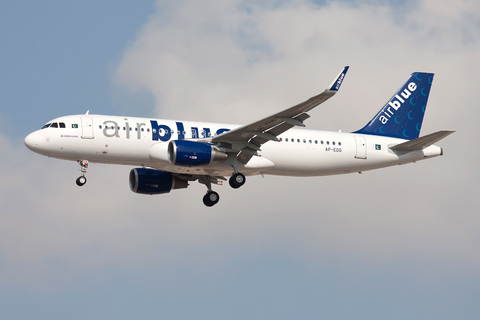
199,176,220,207
226,155,246,189
198,170,245,207
76,160,88,186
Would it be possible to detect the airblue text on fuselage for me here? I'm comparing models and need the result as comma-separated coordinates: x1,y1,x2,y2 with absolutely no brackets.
101,119,230,141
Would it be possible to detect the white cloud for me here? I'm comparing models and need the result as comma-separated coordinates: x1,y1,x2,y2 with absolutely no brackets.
113,0,480,269
3,0,480,294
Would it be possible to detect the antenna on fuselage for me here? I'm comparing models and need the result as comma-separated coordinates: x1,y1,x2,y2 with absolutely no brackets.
85,110,90,115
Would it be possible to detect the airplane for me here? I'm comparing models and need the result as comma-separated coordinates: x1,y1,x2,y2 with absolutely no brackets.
24,67,454,206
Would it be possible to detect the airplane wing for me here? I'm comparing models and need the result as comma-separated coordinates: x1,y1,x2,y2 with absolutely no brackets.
211,66,349,163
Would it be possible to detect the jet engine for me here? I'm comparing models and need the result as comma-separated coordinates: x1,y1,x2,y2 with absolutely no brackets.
129,168,188,195
168,140,227,166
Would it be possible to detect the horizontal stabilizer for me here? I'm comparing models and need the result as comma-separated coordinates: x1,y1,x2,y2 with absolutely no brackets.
390,130,454,151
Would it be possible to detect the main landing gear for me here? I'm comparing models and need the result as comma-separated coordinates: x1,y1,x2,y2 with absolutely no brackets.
203,190,220,207
229,172,246,189
199,176,220,207
76,160,88,186
200,172,246,207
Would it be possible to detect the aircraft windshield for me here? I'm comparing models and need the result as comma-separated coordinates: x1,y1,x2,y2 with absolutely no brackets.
41,122,66,129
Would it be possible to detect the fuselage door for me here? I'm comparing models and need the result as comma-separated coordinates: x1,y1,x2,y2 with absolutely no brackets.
354,135,367,159
81,116,94,139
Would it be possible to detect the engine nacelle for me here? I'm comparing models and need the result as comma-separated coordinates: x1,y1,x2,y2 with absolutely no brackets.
149,142,169,164
168,140,227,166
129,168,188,195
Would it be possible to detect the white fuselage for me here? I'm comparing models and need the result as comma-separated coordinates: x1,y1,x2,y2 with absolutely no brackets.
24,114,443,177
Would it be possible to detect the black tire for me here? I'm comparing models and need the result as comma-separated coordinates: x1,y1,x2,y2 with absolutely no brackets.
76,176,87,186
229,172,246,189
203,191,219,207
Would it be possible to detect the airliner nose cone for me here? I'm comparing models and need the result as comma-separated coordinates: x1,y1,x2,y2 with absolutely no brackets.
24,132,39,151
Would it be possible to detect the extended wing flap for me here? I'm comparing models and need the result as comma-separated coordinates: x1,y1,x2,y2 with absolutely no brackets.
390,130,455,151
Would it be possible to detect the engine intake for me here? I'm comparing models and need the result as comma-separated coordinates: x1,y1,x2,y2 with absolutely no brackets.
168,140,227,166
129,168,188,195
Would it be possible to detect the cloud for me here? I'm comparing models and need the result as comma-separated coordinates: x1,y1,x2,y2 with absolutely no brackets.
113,0,480,268
3,0,480,298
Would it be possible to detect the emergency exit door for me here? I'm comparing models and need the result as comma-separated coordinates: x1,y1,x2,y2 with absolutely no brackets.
354,135,367,159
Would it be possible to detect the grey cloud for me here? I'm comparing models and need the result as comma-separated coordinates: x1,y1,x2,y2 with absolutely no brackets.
3,0,480,302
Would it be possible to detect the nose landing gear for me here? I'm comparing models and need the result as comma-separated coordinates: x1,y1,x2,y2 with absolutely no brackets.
76,160,88,186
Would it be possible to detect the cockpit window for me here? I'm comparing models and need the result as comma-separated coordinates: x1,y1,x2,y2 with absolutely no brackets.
41,122,66,129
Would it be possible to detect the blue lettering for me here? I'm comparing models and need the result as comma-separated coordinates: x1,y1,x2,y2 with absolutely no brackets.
149,122,231,140
176,122,185,140
203,128,211,138
216,128,230,136
191,127,199,139
151,121,171,141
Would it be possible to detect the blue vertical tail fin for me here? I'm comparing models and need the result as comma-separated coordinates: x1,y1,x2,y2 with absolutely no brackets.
354,72,434,140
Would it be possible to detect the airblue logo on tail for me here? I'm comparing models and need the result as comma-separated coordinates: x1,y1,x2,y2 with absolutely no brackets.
329,66,349,91
354,72,434,140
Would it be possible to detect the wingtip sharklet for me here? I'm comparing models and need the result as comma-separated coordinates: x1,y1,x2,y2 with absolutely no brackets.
328,66,349,92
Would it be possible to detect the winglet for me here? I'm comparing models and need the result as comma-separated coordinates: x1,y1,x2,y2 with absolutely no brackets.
328,66,349,92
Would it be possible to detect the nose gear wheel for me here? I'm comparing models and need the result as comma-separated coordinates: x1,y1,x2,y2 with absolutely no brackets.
76,160,89,187
76,176,87,186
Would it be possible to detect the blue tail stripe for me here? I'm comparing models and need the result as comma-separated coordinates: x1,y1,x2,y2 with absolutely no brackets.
353,72,434,140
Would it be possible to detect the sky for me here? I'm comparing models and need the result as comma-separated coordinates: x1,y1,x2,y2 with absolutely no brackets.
1,0,479,319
